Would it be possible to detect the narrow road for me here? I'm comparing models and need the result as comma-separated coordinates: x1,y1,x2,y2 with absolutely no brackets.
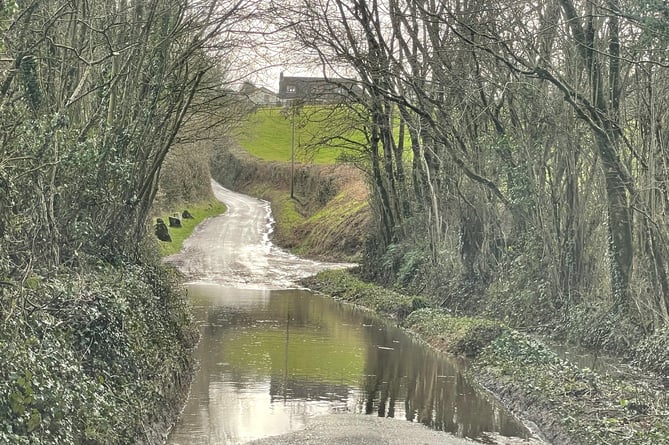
164,179,352,288
164,180,497,445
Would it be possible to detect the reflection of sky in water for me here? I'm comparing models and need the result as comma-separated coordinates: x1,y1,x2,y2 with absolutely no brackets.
204,381,311,444
167,286,529,445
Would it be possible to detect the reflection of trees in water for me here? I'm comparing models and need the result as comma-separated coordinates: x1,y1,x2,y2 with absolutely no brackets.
206,306,259,329
201,289,355,331
186,288,528,441
268,376,350,404
358,326,528,440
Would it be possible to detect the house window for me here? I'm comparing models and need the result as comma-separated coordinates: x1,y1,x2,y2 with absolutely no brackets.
287,85,296,93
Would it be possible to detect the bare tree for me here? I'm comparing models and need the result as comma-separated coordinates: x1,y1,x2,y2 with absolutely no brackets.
0,0,263,274
279,0,669,331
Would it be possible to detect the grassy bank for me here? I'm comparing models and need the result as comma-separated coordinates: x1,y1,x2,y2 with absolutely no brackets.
302,269,669,445
210,144,370,261
236,106,362,164
154,199,227,256
236,106,413,166
248,183,368,262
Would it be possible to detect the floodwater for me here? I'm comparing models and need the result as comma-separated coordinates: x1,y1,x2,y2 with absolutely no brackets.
164,182,533,444
166,285,530,444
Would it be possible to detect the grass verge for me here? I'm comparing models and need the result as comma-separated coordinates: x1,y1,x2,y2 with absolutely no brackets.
155,199,227,256
301,269,669,445
301,269,427,319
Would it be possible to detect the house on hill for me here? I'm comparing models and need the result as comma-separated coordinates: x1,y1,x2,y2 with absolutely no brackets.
278,72,360,104
239,82,280,106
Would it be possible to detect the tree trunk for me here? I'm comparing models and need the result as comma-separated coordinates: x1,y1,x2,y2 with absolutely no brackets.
597,134,633,308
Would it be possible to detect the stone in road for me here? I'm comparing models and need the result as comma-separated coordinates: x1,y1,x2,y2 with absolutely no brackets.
245,413,472,445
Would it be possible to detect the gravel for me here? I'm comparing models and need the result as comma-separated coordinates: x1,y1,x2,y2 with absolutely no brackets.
244,413,473,445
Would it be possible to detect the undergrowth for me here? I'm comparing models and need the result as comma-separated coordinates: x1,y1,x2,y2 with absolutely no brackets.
632,326,669,379
302,269,427,320
476,331,669,444
405,308,506,357
0,259,197,444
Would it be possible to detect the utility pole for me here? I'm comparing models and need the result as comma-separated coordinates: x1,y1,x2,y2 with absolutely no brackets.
290,102,295,199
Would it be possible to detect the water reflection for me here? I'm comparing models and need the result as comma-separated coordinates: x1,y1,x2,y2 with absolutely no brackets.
168,284,529,444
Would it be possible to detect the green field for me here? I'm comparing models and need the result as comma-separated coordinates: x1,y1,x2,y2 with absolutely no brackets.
236,106,367,164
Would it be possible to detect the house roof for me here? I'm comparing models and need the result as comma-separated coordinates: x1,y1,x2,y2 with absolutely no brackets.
278,73,360,101
239,82,277,96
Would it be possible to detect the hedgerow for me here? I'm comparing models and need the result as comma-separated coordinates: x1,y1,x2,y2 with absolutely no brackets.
0,263,196,444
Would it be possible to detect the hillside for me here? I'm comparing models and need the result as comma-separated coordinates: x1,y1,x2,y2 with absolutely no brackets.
235,105,367,164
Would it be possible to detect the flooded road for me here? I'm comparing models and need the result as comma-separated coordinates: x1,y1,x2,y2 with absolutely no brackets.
165,179,352,288
165,181,535,444
167,286,530,444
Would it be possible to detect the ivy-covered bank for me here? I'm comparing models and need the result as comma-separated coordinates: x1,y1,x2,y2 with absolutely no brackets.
302,270,669,445
0,0,259,441
0,255,198,444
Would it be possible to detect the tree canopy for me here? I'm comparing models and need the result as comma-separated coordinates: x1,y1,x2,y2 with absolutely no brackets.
0,0,258,274
278,0,669,343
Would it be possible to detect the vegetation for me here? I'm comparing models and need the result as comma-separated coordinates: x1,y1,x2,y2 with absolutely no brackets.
236,106,362,164
252,186,368,261
274,0,669,358
0,262,197,444
237,104,412,166
154,142,222,213
0,0,257,442
155,200,227,257
210,144,370,261
302,269,427,321
304,270,669,445
475,331,669,445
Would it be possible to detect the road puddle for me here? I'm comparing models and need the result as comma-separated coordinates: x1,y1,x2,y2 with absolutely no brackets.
167,284,531,444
